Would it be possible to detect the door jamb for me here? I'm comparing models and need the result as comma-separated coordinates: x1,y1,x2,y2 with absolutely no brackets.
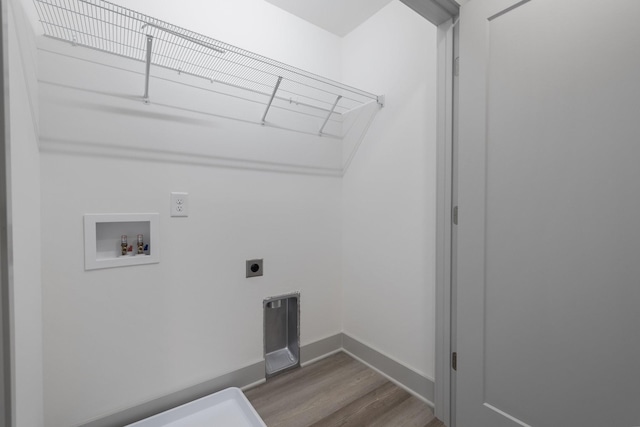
1,0,14,425
434,16,456,427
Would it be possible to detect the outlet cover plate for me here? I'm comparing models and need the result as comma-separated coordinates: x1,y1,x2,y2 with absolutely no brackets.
170,192,188,217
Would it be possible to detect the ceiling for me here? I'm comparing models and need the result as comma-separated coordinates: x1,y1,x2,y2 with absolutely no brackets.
263,0,394,37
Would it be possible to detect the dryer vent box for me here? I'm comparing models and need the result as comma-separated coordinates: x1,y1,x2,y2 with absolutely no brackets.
263,293,300,378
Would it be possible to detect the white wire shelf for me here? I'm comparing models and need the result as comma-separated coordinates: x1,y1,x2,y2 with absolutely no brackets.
33,0,383,135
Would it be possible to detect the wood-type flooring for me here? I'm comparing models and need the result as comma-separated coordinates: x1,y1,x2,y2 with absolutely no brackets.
245,352,445,427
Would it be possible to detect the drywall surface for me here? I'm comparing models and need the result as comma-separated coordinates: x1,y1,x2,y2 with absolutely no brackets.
40,155,342,426
7,0,44,425
341,1,438,380
38,6,343,426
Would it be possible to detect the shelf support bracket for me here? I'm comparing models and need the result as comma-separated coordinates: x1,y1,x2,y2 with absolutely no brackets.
143,35,153,104
262,76,283,125
319,95,342,135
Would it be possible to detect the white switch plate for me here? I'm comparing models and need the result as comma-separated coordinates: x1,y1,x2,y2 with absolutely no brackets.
170,192,188,217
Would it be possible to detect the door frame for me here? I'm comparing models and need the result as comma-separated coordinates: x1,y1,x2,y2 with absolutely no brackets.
434,15,457,427
1,0,14,425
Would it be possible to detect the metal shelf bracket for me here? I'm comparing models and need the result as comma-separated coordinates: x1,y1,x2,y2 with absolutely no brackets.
143,35,153,104
262,76,283,125
319,95,342,135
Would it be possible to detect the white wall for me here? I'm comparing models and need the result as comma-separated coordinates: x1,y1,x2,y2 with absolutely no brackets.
341,1,438,381
40,158,342,426
38,3,344,426
7,0,44,425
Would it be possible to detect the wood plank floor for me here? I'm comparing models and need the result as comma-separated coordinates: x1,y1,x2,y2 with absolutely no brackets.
245,352,445,427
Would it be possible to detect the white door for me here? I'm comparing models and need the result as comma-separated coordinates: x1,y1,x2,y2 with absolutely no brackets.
456,1,640,426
